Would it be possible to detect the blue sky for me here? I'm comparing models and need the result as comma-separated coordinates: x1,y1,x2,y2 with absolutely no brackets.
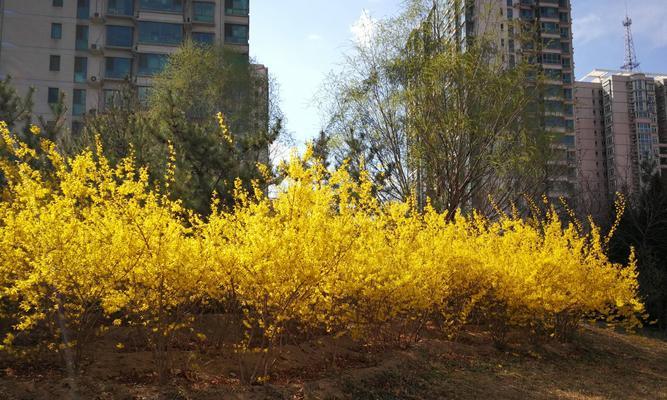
250,0,667,147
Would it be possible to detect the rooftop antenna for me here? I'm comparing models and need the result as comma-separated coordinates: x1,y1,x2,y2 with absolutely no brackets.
621,0,640,72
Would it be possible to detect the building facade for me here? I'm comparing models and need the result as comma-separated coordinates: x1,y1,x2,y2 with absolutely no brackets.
0,0,250,132
575,69,667,216
445,0,576,199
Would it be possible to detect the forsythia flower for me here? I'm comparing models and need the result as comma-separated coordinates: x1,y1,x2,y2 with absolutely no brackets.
216,112,233,145
0,120,646,366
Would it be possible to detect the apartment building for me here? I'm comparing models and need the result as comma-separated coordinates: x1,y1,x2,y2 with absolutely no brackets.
575,69,667,215
0,0,250,132
445,0,576,199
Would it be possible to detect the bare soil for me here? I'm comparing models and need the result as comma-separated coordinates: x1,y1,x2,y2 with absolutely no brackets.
0,324,665,400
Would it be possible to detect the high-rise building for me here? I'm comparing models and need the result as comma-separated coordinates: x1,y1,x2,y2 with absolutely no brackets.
445,0,576,199
0,0,250,132
575,69,667,216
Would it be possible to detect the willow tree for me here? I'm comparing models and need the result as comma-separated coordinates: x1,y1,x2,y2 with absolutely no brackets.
323,1,551,216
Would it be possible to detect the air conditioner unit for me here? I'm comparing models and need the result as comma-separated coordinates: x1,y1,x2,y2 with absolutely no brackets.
91,11,105,23
90,43,103,54
89,75,102,85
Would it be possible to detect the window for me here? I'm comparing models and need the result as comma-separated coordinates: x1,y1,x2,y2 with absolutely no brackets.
73,89,86,116
71,121,83,135
563,88,573,100
108,0,134,15
545,116,564,128
105,57,132,79
139,0,183,12
53,0,63,7
106,25,134,47
560,135,575,147
561,41,570,54
541,22,559,34
104,89,122,109
137,53,168,76
192,32,214,45
539,7,558,19
225,0,249,16
541,53,560,65
74,57,88,83
560,27,569,38
49,55,61,71
47,87,60,104
137,86,152,106
564,104,573,116
193,2,215,22
543,69,562,81
138,21,183,45
76,25,89,50
51,23,62,39
77,0,90,19
545,100,563,113
225,24,248,45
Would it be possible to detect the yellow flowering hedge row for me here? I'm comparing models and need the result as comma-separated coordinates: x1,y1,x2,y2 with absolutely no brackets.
0,121,645,363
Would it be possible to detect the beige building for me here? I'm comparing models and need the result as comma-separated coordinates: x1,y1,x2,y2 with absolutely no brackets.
446,0,576,199
0,0,250,132
575,69,667,216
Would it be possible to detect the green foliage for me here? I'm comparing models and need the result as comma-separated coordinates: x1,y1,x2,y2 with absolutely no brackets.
322,1,554,213
83,43,282,215
610,175,667,330
0,76,33,131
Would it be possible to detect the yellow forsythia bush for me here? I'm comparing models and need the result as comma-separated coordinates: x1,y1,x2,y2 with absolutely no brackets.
0,121,645,368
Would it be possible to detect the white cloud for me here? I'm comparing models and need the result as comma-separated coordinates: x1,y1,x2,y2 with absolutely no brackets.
307,33,323,41
574,0,667,50
350,9,377,47
573,14,605,46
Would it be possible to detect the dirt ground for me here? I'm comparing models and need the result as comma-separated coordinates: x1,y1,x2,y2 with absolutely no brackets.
0,324,666,400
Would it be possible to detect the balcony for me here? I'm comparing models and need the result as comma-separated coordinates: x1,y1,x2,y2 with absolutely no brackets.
225,7,249,17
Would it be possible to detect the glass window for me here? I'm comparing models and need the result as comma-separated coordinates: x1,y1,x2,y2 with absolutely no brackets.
224,24,248,45
193,2,215,22
138,21,183,45
74,57,88,83
137,53,169,76
51,23,62,39
108,0,134,16
560,135,575,147
543,69,562,81
225,0,249,16
47,87,60,104
53,0,63,7
76,25,89,50
192,32,214,45
545,116,564,128
72,121,83,135
137,86,152,106
49,55,61,71
77,0,90,19
107,25,134,47
139,0,183,12
545,100,563,113
104,89,122,109
73,89,86,116
105,57,132,79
